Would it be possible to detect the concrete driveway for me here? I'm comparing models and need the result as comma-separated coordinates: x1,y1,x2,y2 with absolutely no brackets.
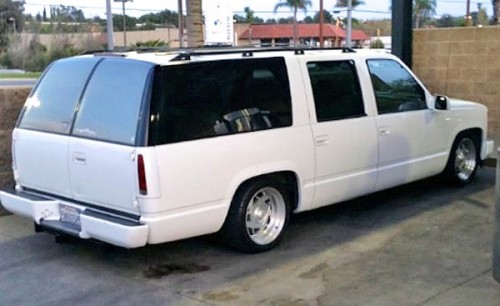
0,168,499,306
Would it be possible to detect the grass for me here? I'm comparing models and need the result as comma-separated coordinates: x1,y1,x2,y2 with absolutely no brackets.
0,72,41,79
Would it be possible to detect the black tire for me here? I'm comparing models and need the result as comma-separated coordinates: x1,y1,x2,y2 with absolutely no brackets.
220,178,291,253
444,132,479,186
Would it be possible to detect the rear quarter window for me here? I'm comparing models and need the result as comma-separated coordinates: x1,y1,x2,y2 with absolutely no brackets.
18,58,100,134
150,57,292,145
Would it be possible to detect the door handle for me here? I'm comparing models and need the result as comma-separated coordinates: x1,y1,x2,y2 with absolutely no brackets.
73,152,87,165
379,129,391,136
315,136,330,146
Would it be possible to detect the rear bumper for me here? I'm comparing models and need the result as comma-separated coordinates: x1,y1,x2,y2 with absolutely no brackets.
0,189,148,248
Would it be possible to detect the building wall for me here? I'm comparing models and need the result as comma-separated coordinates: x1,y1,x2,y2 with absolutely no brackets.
413,26,500,146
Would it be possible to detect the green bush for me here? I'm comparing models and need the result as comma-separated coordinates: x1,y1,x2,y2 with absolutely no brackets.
370,39,385,49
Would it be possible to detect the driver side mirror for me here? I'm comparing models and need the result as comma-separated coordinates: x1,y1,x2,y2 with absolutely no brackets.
434,95,449,110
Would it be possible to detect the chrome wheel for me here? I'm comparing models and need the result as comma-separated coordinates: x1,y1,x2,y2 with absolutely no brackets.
245,187,286,246
454,138,477,181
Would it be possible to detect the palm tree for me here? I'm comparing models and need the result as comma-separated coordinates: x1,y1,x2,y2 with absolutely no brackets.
335,0,364,8
186,0,203,47
274,0,312,46
414,0,436,28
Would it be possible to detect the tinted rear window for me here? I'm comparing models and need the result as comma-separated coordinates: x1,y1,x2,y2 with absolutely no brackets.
72,58,153,145
18,58,100,134
150,57,292,145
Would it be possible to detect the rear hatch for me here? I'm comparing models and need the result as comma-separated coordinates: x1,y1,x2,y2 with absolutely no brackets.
14,56,154,215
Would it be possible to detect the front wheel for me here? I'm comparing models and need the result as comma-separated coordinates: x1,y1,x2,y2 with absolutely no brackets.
220,179,291,253
444,133,479,186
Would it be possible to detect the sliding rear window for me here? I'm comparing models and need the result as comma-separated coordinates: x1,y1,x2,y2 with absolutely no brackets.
18,57,100,134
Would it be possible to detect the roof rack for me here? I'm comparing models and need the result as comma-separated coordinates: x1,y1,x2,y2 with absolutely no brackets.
79,46,357,60
169,46,357,62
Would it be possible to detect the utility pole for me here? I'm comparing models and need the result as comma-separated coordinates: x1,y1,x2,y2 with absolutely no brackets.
114,0,131,47
106,0,114,51
319,0,324,48
122,0,127,46
178,0,184,47
346,0,352,48
466,0,472,26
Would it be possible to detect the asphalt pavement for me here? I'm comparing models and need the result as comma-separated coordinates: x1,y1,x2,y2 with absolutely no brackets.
0,168,499,306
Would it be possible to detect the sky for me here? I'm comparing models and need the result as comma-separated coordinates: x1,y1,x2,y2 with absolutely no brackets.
22,0,495,20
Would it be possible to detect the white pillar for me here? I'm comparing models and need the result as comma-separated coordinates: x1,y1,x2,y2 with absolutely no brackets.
346,0,352,48
106,0,114,50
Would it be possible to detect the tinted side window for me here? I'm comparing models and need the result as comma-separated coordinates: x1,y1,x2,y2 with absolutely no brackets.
151,58,292,145
367,59,427,114
72,58,153,146
18,58,100,134
307,61,365,122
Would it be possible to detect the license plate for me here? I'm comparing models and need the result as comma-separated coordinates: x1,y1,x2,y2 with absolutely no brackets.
59,204,81,226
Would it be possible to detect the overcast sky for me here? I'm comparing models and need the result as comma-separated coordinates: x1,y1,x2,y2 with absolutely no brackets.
23,0,494,20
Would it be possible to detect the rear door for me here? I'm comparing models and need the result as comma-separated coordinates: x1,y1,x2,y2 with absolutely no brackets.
302,59,379,209
15,58,100,197
69,58,154,214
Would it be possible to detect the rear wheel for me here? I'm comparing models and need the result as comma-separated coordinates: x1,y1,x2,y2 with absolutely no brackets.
221,178,291,253
444,133,479,185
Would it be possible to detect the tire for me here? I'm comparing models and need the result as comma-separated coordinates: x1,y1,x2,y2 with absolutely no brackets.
220,178,291,253
444,133,479,186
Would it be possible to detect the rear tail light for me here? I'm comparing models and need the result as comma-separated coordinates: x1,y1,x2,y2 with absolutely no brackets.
137,154,148,195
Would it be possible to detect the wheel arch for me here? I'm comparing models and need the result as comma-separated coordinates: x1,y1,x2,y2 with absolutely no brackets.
450,128,483,156
229,170,301,213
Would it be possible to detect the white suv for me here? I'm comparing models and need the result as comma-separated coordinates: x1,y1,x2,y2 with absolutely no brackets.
0,48,495,252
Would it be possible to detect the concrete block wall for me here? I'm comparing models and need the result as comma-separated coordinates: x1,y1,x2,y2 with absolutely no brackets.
413,27,500,146
0,87,30,190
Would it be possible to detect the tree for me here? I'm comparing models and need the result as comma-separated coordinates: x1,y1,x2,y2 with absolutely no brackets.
313,10,333,23
303,16,314,23
436,14,456,28
370,38,384,49
274,0,312,46
413,0,436,28
278,17,292,24
244,7,255,23
112,14,137,31
49,5,85,23
335,0,365,8
474,3,489,26
138,9,179,27
233,14,246,23
0,0,25,50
